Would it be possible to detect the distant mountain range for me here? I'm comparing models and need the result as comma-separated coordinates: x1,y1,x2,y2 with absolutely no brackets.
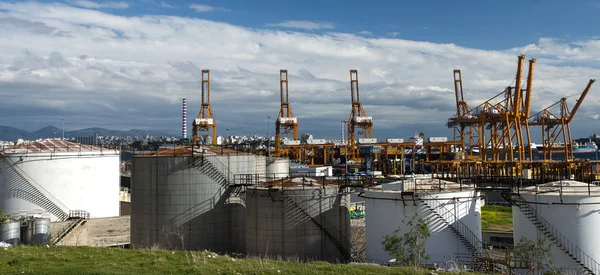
0,126,173,141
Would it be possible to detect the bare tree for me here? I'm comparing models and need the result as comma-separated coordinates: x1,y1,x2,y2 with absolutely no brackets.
161,224,187,250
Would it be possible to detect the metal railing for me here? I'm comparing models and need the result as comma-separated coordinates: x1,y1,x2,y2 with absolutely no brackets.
283,197,352,261
510,193,600,274
418,190,483,255
1,157,70,220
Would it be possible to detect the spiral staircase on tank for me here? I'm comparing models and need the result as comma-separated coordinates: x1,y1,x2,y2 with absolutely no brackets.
505,193,600,275
0,157,70,221
283,196,352,262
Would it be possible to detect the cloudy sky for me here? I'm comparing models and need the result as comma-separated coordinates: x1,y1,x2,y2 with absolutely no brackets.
1,0,600,140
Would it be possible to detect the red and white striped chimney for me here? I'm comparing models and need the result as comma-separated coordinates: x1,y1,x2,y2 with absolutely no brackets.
182,98,187,139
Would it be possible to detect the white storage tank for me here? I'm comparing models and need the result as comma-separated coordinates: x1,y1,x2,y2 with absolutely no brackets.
245,180,351,262
0,140,120,221
266,157,289,181
131,147,265,253
511,181,600,274
363,178,482,267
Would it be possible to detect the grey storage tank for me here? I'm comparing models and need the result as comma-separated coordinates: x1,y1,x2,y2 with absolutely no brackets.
245,178,351,262
131,147,265,253
33,218,50,244
0,221,21,245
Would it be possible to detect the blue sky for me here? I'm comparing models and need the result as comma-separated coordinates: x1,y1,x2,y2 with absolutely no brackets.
1,0,600,140
36,0,600,50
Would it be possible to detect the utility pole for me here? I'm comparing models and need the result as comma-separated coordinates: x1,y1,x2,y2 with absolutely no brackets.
62,118,65,139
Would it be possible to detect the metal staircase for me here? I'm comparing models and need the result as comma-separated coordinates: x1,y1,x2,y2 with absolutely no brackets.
52,218,86,245
283,197,352,262
1,158,70,220
416,192,483,267
508,193,600,275
417,192,483,253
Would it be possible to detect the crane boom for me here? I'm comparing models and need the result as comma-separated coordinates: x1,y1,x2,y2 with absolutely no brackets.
192,70,217,146
568,79,596,123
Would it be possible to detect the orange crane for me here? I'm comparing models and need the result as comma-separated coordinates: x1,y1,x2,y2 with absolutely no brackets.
347,70,373,161
192,70,217,146
529,79,596,162
448,69,480,157
275,70,299,157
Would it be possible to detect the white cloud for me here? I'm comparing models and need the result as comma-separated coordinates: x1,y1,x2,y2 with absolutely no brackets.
387,32,400,37
358,30,372,36
190,4,229,12
266,20,334,30
0,2,599,139
160,2,174,8
71,0,129,9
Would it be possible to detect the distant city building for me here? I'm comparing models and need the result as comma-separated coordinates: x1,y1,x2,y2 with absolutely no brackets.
75,134,99,145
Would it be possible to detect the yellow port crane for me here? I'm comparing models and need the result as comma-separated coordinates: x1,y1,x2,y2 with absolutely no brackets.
347,70,373,161
275,70,299,157
448,69,480,157
529,79,596,162
192,70,217,146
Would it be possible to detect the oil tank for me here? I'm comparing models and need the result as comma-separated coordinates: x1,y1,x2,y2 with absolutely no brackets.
0,221,21,245
513,181,600,274
33,218,51,244
363,179,482,266
131,150,265,253
245,182,351,262
0,140,120,221
266,158,290,181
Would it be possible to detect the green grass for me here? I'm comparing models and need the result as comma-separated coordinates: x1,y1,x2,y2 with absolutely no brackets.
481,205,513,232
0,246,482,275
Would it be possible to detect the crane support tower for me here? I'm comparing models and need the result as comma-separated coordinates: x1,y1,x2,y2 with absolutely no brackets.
192,70,217,146
347,70,373,161
529,79,596,162
275,70,299,157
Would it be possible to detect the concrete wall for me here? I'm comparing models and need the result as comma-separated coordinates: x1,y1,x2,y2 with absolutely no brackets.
245,186,351,262
364,189,482,265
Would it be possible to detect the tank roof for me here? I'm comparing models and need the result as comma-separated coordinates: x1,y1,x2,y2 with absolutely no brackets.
0,139,117,154
253,176,342,189
366,178,476,194
519,180,600,196
135,145,250,157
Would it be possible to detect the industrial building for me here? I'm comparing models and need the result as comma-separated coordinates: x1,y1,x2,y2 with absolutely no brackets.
361,177,482,267
0,140,120,222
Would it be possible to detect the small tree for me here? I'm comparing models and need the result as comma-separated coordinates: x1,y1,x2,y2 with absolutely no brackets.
382,212,431,267
0,210,10,224
504,236,566,275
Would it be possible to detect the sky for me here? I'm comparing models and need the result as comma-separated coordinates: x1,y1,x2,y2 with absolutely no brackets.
1,0,600,141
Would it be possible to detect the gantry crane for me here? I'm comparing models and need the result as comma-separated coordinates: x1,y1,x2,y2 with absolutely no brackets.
529,79,596,162
347,70,373,161
275,70,299,157
448,69,480,157
192,70,217,146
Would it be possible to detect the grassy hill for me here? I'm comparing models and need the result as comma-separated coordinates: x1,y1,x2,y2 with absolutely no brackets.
0,246,481,275
481,205,513,232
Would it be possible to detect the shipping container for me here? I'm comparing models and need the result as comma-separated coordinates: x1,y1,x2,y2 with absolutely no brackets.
283,140,300,145
358,138,378,144
387,138,404,143
306,139,327,145
428,137,448,142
